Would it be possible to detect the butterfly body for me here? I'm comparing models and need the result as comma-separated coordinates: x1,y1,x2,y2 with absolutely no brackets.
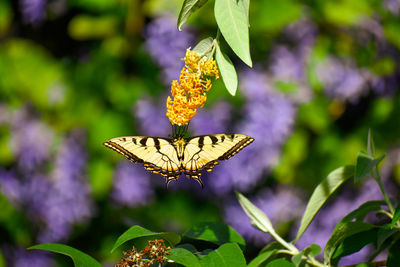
104,134,254,187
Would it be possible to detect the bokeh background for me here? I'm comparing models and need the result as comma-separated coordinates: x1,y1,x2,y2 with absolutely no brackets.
0,0,400,266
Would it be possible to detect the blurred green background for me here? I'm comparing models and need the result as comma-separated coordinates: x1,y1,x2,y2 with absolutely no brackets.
0,0,400,266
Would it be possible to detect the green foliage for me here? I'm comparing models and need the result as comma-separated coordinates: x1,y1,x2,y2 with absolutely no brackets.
29,243,102,267
183,222,245,249
387,239,400,267
294,166,355,242
111,225,181,253
324,222,377,265
198,243,246,267
167,248,202,267
247,250,276,267
332,201,386,234
391,205,400,228
236,192,276,235
215,41,238,96
354,152,385,182
214,0,252,67
178,0,209,31
193,37,214,56
266,258,295,267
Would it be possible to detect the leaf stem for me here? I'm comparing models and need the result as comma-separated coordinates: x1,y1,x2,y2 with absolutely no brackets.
375,174,394,214
276,249,325,267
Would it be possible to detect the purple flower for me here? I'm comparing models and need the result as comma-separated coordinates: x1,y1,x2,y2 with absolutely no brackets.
111,161,155,207
384,0,400,15
19,0,47,25
316,57,373,102
190,101,232,135
0,169,23,202
38,130,93,242
10,107,54,171
9,248,54,267
0,127,93,243
224,187,304,246
144,16,195,84
133,98,171,137
208,70,296,193
268,45,314,104
270,46,305,83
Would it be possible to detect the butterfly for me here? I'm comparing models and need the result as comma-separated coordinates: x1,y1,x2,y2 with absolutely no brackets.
104,133,254,187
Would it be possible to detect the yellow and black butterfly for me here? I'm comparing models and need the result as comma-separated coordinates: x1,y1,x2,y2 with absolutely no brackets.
104,131,254,187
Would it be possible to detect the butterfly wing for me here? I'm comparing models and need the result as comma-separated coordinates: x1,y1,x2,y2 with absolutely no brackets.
104,136,182,180
182,134,254,184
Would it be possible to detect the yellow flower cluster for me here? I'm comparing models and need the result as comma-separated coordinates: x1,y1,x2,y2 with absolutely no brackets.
166,49,219,126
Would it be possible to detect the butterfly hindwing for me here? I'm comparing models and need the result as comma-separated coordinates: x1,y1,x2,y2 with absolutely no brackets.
103,136,181,179
182,134,254,177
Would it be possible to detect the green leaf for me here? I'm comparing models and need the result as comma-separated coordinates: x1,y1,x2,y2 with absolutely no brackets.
214,0,252,67
177,243,198,253
377,227,398,248
167,248,202,267
29,243,101,267
294,166,355,242
291,251,304,266
356,264,374,267
215,42,238,96
183,222,245,249
199,243,246,267
193,37,214,56
367,129,375,157
324,222,376,265
388,239,400,267
177,0,208,31
308,244,321,257
247,250,276,267
354,152,385,182
236,192,276,235
332,201,385,234
111,225,181,253
331,228,378,265
266,258,295,267
239,0,250,26
391,204,400,228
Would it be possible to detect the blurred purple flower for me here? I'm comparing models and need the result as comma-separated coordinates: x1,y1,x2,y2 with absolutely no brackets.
6,248,54,267
144,17,194,84
19,0,47,25
133,98,171,137
284,18,317,50
384,0,400,15
0,128,93,243
0,169,22,202
316,57,373,102
111,161,155,207
38,130,94,242
191,101,232,135
10,108,54,171
270,46,305,82
209,70,296,193
224,187,304,245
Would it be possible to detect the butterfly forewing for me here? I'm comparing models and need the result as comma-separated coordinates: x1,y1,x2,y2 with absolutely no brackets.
183,134,254,175
104,136,181,178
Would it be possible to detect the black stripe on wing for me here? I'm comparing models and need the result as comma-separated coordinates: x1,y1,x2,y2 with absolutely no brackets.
103,140,144,163
218,135,254,160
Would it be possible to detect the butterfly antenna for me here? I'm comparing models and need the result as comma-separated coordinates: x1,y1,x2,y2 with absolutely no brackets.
194,177,204,189
165,178,172,189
